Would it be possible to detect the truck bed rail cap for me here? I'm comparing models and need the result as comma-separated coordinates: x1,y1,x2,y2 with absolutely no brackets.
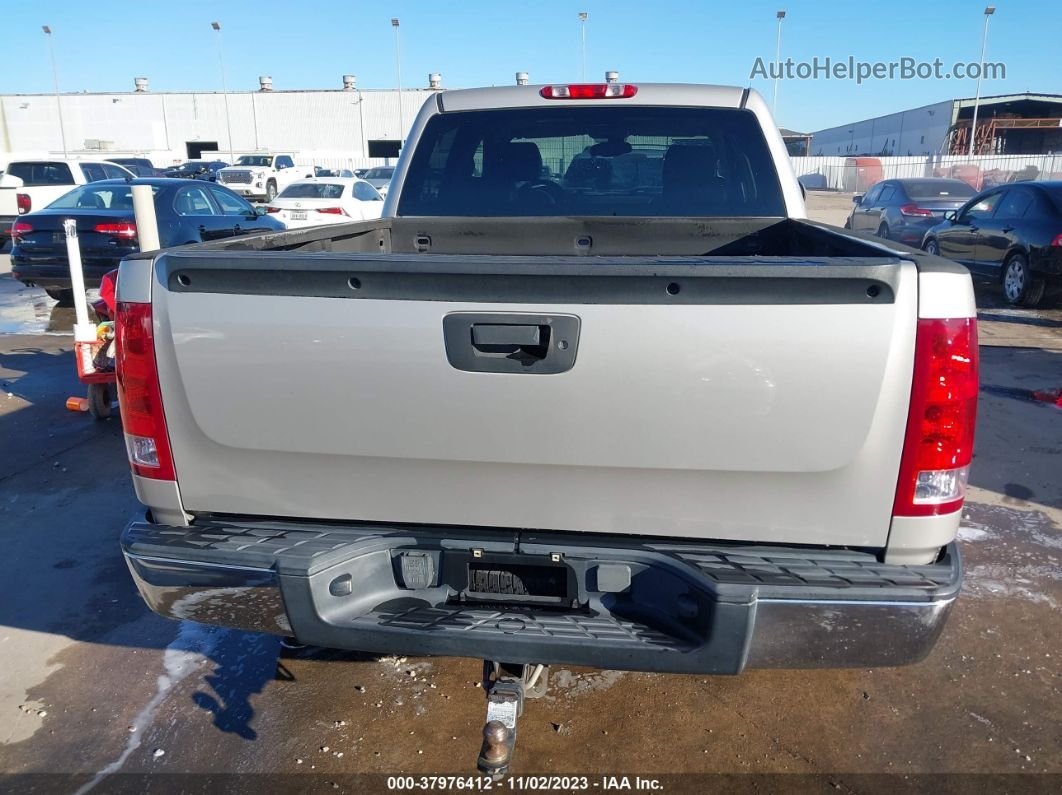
438,83,748,113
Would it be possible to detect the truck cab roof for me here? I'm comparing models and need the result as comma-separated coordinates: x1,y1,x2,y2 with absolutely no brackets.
437,82,749,112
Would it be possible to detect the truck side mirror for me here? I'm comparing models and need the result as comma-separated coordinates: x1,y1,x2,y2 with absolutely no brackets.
944,210,957,221
852,194,863,205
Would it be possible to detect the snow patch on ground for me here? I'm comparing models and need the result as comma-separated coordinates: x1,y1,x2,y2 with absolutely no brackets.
376,656,434,714
957,525,993,541
963,503,1062,549
964,564,1060,610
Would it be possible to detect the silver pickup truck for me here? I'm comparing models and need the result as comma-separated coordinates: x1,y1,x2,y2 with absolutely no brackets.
117,83,978,676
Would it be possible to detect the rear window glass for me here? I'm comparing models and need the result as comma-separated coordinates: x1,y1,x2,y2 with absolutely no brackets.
48,183,158,210
364,167,394,179
112,159,151,170
398,106,785,217
1040,185,1062,213
904,180,976,199
277,183,346,200
7,161,74,186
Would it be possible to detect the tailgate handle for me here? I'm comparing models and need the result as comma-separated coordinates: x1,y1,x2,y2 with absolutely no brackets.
472,323,544,351
443,313,580,375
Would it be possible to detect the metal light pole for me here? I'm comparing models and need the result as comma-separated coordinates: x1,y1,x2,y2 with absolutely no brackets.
968,6,995,156
773,11,786,118
41,26,68,158
578,12,589,81
211,21,235,161
392,18,404,149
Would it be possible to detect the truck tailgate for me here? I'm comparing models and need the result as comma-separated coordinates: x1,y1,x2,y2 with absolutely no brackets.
150,251,917,548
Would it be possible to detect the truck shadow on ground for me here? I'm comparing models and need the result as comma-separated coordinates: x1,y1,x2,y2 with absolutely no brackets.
0,350,283,746
0,340,401,748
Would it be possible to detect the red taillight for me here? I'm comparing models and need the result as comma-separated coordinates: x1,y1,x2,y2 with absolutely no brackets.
95,221,138,239
16,193,31,214
893,318,978,517
540,83,638,99
265,206,281,213
899,203,934,218
1050,233,1062,247
316,206,347,215
11,220,32,242
116,301,175,481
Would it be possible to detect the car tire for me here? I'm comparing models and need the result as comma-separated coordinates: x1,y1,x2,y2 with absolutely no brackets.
1002,253,1046,307
924,239,940,256
266,180,278,202
877,223,891,240
843,218,851,229
88,382,112,420
45,288,75,306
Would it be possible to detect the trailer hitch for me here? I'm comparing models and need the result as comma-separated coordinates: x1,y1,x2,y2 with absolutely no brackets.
476,661,548,778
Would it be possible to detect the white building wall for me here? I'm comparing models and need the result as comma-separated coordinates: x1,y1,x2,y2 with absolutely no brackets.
810,100,955,157
0,88,438,169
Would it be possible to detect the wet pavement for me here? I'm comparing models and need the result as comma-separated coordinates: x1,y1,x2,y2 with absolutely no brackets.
0,235,1059,792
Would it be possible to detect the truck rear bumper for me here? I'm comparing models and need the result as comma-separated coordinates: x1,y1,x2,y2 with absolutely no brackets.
121,515,960,673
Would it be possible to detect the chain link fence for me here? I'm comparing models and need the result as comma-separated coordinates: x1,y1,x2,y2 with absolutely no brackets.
790,154,1062,192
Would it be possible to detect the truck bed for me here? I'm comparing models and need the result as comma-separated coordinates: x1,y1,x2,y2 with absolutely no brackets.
140,216,919,550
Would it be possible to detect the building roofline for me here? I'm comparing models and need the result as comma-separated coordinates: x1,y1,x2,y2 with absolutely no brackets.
952,92,1062,106
809,91,1062,137
1,87,445,98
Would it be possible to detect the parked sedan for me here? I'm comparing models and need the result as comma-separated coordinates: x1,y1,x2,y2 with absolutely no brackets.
362,166,395,197
161,160,229,181
11,178,283,304
264,178,384,227
845,178,976,245
922,180,1062,307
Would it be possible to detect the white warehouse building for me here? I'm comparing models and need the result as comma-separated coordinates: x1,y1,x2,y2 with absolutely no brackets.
810,93,1062,157
0,75,444,170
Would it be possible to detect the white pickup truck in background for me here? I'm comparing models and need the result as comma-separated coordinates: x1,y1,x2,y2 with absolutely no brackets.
215,152,313,202
0,158,134,244
117,83,978,679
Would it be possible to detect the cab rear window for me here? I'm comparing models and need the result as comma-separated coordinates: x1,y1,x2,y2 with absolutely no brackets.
904,181,976,199
279,183,346,200
7,161,74,186
398,106,785,217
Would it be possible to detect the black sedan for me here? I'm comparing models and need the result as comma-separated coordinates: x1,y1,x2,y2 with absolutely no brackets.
923,181,1062,307
845,178,977,246
161,160,229,181
11,178,284,304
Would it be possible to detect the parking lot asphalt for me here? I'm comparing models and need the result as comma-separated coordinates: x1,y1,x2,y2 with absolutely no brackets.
0,205,1059,791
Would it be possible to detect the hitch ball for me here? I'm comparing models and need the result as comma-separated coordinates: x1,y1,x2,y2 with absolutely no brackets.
481,720,511,765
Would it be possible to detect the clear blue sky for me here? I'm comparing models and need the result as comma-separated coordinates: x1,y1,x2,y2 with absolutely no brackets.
1,0,1056,132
